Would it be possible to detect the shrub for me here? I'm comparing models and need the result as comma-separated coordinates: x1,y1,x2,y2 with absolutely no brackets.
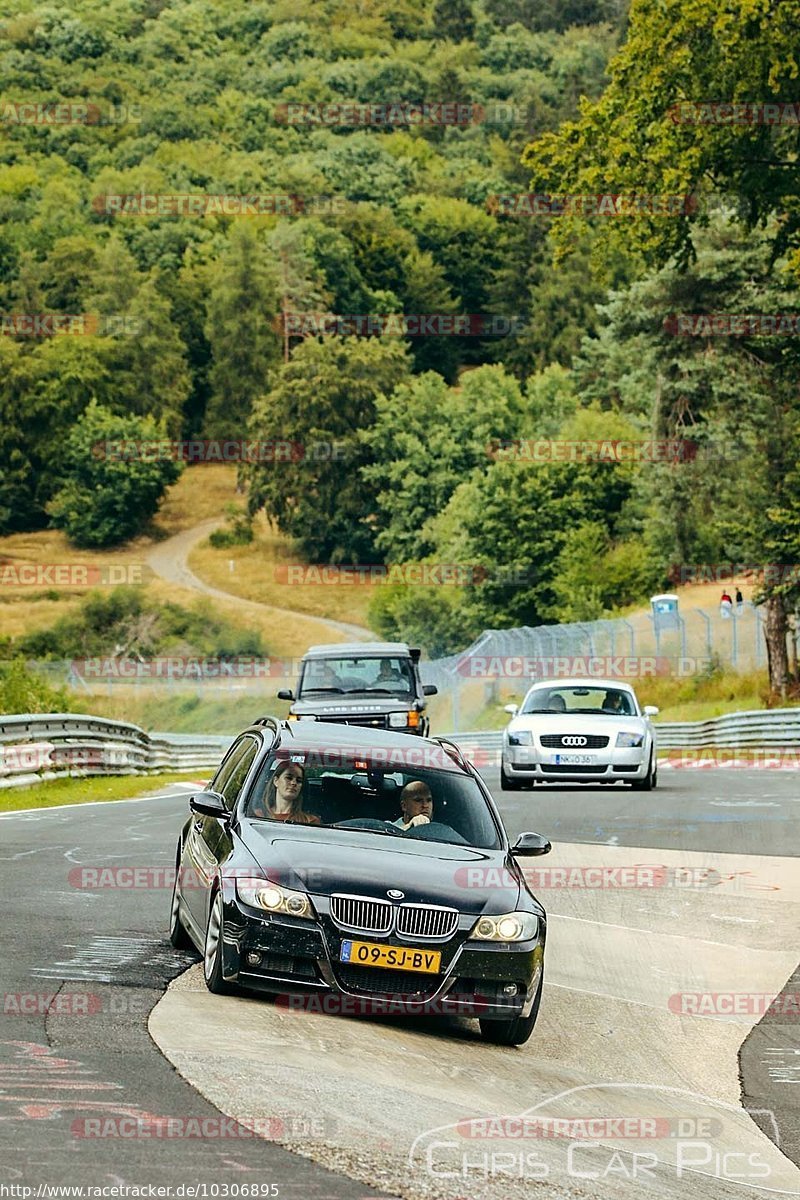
47,403,181,548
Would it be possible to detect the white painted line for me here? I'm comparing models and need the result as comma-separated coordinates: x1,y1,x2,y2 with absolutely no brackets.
544,980,682,1013
547,911,762,950
0,784,196,819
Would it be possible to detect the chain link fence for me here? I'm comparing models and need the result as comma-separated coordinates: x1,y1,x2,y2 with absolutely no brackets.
24,602,768,734
420,601,768,731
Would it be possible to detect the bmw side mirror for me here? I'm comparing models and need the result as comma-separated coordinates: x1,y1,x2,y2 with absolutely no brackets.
189,790,229,820
423,684,438,696
644,705,659,717
511,832,551,856
504,703,519,716
277,688,294,701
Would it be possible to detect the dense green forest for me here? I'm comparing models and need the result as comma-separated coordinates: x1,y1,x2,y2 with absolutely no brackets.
1,0,799,686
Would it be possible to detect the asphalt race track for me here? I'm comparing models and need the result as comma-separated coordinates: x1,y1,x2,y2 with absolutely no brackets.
2,769,799,1199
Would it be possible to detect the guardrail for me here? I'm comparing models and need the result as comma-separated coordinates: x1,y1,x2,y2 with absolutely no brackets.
0,714,232,789
446,709,800,756
2,708,799,788
649,709,800,749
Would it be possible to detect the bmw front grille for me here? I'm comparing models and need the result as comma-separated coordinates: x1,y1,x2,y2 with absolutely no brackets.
330,894,458,941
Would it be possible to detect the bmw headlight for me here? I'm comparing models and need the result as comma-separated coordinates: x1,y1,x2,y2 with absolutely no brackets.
616,731,644,748
508,730,532,746
235,878,315,919
389,712,408,728
469,912,539,942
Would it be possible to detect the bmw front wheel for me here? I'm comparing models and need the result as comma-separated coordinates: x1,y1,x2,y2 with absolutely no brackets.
204,891,234,994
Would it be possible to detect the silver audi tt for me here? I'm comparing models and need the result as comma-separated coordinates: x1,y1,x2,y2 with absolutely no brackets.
500,678,659,790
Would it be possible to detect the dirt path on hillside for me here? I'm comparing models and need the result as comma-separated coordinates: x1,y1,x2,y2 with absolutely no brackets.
146,520,376,642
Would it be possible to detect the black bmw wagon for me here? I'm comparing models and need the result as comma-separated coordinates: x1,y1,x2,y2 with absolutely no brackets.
170,718,551,1045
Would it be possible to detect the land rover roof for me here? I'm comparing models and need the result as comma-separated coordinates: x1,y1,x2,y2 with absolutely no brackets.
302,642,418,659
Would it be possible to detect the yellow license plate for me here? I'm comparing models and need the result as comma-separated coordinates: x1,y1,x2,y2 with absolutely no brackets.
340,939,441,974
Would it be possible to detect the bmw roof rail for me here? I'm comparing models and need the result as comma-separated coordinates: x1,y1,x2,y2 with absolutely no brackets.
433,736,470,771
251,715,283,747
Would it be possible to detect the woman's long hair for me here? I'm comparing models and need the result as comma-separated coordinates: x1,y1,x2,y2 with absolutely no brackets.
263,760,306,816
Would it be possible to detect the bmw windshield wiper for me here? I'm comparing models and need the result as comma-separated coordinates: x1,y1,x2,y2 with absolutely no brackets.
330,822,405,836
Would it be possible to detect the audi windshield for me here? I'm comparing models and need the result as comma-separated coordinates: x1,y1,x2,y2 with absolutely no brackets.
522,685,638,716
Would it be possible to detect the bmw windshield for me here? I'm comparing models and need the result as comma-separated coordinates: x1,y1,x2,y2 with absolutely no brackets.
243,748,501,850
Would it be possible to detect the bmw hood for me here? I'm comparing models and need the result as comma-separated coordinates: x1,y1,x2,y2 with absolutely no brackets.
236,822,521,916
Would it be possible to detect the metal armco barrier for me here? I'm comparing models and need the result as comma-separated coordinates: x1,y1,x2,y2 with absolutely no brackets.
647,708,800,749
446,709,800,755
0,713,232,789
2,708,799,789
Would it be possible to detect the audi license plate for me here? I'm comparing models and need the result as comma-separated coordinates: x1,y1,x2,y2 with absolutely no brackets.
553,753,596,765
340,940,441,974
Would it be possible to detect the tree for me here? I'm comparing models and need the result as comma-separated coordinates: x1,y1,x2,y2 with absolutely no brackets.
47,402,182,547
523,0,800,274
363,364,525,560
484,0,624,32
268,222,330,363
87,235,142,314
0,337,114,533
247,336,411,562
425,452,633,632
523,0,800,691
432,0,475,41
566,220,800,691
204,225,280,440
117,273,192,433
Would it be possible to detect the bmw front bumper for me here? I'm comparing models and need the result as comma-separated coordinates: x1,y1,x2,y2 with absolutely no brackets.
219,890,544,1020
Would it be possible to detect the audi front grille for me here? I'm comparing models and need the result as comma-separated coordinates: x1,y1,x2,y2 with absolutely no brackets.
539,734,610,749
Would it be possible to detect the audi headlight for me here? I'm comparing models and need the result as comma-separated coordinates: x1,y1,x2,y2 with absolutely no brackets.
389,712,408,728
508,730,532,746
469,912,539,942
235,878,315,919
616,731,644,748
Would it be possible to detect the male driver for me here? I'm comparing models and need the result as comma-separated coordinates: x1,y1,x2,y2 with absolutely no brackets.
392,780,434,830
